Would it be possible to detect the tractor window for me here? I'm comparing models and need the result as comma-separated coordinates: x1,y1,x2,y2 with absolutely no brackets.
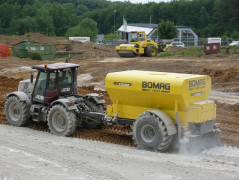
48,73,57,90
35,72,47,94
33,72,47,103
58,70,73,86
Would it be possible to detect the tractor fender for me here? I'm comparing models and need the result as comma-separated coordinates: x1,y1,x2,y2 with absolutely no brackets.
147,109,177,136
5,91,31,107
83,93,105,104
50,99,78,111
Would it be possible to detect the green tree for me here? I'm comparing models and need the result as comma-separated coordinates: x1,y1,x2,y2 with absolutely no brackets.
0,3,21,34
199,7,210,28
232,31,239,40
35,6,55,36
65,26,81,38
75,4,89,16
65,18,98,41
158,19,177,39
0,0,34,6
22,4,37,17
9,16,38,35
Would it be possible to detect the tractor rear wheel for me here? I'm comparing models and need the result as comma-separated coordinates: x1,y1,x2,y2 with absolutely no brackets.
133,112,173,152
47,104,76,136
5,96,28,126
146,45,157,57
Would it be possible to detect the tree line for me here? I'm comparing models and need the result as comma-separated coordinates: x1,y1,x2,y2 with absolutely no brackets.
0,0,238,40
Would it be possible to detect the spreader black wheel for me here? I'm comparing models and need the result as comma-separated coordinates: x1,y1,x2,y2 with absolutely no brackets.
133,112,173,152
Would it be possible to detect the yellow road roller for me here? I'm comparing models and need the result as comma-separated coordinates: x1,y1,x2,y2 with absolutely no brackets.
115,31,169,58
105,70,221,153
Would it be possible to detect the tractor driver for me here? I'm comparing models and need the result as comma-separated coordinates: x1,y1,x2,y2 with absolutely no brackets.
58,70,72,86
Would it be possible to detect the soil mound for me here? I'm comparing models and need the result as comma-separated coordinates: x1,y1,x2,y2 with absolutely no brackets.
72,41,118,58
0,35,24,45
167,46,186,53
0,33,118,58
23,33,66,44
194,63,239,92
219,67,239,82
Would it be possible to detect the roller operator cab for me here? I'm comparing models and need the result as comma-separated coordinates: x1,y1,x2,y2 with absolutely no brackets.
5,63,105,137
105,71,221,153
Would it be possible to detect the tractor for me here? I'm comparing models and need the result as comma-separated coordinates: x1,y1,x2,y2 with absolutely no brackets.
5,63,105,136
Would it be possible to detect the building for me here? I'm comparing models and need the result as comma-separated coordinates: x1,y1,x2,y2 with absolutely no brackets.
117,23,158,42
175,26,198,46
96,34,104,43
117,23,198,46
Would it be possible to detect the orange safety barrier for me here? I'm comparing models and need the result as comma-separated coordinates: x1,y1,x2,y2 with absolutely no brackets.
0,44,9,58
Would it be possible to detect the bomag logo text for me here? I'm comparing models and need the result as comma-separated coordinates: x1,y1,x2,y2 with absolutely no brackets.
142,81,170,93
189,78,206,90
189,79,205,87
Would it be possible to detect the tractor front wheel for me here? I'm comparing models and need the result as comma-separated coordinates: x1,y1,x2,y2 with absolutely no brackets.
5,96,29,126
47,104,76,136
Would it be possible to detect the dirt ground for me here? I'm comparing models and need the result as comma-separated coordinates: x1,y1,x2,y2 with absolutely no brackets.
0,54,239,148
0,33,239,148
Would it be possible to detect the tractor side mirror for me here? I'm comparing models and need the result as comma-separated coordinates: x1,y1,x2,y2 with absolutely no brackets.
30,73,34,84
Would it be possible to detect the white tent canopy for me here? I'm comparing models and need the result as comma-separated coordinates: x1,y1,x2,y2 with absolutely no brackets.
117,25,153,35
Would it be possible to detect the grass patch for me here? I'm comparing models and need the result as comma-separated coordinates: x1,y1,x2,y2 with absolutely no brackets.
158,45,239,57
231,51,239,54
221,45,239,50
188,46,204,51
51,36,67,40
158,51,202,57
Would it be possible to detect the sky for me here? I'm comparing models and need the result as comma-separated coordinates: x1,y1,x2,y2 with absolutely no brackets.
110,0,170,3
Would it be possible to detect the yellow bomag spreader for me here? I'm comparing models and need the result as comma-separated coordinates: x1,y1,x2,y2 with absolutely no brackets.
105,71,221,153
115,31,169,57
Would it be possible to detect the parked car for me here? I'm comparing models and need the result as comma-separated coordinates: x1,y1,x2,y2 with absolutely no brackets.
229,41,239,46
169,42,185,48
95,42,105,46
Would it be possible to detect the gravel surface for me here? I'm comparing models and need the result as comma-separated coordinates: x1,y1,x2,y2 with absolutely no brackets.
0,125,239,180
210,90,239,104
